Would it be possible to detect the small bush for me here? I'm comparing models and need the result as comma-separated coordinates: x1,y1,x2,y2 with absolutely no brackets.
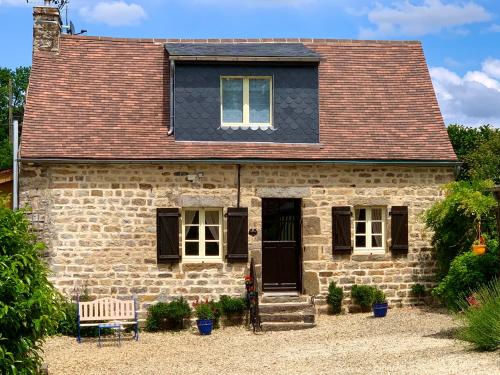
326,281,343,314
372,289,386,304
219,295,246,315
432,240,499,309
351,285,375,312
194,301,215,320
53,300,78,336
411,284,426,299
146,297,191,332
456,279,500,351
0,202,62,374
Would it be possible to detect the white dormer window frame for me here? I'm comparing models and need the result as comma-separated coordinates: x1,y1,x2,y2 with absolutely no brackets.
220,76,273,129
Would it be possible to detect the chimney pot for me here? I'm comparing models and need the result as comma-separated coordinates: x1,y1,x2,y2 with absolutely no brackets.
33,6,62,53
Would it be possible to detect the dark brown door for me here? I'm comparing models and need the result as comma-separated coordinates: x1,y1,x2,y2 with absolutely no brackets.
262,198,301,291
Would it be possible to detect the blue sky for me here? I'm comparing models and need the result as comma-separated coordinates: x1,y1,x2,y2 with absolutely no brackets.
1,0,500,127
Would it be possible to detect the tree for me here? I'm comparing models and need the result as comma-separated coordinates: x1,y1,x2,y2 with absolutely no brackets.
0,67,30,170
467,132,500,184
447,124,499,182
0,199,62,373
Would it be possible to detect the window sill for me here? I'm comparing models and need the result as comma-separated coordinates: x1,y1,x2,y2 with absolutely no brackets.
220,124,274,131
181,259,224,264
353,249,385,255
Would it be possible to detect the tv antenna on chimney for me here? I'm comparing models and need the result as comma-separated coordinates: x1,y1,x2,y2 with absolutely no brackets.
27,0,87,35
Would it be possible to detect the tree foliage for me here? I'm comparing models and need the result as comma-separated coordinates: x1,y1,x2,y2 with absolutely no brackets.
447,124,500,183
423,180,497,278
0,199,62,374
0,66,30,171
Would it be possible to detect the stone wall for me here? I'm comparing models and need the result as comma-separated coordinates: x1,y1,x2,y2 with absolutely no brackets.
20,163,454,315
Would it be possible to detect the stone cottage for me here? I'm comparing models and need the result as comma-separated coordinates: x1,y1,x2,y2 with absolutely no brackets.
19,6,457,328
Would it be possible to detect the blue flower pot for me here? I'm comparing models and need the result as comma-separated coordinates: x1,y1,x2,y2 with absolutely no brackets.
196,319,213,335
372,302,388,317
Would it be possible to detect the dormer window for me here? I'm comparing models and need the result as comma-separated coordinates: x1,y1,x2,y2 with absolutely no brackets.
221,76,272,128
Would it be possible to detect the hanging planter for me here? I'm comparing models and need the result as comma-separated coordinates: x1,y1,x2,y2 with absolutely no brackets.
471,222,487,256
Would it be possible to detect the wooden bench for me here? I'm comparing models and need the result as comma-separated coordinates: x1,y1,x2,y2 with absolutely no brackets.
77,296,139,343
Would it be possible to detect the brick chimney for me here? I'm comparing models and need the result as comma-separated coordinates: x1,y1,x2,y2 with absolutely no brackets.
33,5,61,52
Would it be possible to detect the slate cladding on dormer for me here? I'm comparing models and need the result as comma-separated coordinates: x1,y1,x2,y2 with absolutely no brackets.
167,43,320,144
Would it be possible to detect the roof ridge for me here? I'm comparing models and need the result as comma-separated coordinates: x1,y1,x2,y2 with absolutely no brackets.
60,35,421,45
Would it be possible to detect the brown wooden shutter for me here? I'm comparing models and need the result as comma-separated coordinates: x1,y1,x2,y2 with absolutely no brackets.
390,206,408,254
332,206,352,253
226,207,248,262
157,208,180,263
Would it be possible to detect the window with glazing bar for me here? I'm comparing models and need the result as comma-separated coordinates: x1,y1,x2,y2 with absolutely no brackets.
220,76,272,127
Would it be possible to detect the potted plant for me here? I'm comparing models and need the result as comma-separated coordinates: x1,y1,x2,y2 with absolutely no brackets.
193,300,215,335
326,281,343,314
410,283,426,305
350,285,374,313
472,233,486,256
219,295,246,326
372,288,388,318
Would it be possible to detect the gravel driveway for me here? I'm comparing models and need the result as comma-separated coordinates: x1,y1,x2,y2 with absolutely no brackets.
42,308,499,375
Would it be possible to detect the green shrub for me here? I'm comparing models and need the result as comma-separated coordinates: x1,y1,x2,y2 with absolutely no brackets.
218,295,246,315
53,301,78,336
326,281,343,314
194,301,215,320
145,297,191,332
372,289,386,304
411,284,426,299
423,180,497,278
0,201,62,374
456,279,500,351
351,285,375,312
432,239,499,309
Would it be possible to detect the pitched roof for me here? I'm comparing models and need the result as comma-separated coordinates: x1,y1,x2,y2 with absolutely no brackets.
21,36,457,163
164,43,321,61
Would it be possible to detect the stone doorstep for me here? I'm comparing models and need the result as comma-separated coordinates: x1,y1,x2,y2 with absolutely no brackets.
260,294,309,304
259,302,315,315
260,313,315,323
260,322,316,332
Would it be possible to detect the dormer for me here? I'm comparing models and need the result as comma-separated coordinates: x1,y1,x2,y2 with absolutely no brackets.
165,43,321,143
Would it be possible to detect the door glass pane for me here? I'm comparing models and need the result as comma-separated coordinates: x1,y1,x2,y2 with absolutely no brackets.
185,211,199,225
222,78,243,123
355,235,366,248
205,226,219,241
355,222,366,234
372,235,383,248
372,222,382,234
185,226,199,240
249,79,270,123
185,242,199,256
205,211,219,225
205,242,219,256
280,215,295,241
355,209,366,221
371,208,382,221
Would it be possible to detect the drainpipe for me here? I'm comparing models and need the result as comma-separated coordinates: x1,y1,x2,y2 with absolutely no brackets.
167,59,175,136
236,164,241,208
12,119,19,210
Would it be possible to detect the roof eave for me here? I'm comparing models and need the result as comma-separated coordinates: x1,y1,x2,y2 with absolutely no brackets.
168,55,321,63
19,157,460,167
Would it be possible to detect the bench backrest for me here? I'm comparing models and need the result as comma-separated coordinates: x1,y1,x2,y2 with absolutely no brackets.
79,297,136,322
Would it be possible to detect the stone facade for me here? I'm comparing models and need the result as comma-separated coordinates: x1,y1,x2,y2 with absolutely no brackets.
20,163,454,315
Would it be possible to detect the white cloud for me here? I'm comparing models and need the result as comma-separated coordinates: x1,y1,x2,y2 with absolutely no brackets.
360,0,491,38
79,1,146,26
488,24,500,32
430,59,500,126
482,58,500,79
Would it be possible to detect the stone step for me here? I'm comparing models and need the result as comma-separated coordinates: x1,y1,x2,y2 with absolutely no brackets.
260,294,310,304
259,302,315,315
261,322,316,332
260,313,315,323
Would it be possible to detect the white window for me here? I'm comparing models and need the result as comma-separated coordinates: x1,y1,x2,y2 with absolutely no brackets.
354,207,386,254
220,76,272,127
182,208,222,260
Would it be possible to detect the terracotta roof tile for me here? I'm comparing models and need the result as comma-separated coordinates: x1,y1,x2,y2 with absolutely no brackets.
21,36,457,162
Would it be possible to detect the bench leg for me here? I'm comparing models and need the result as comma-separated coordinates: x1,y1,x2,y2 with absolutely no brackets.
135,322,139,341
77,322,81,343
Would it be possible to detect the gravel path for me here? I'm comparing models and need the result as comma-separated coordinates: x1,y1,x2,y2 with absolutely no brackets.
42,308,499,375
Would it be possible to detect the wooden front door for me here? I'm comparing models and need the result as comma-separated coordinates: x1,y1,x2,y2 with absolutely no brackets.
262,198,302,291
